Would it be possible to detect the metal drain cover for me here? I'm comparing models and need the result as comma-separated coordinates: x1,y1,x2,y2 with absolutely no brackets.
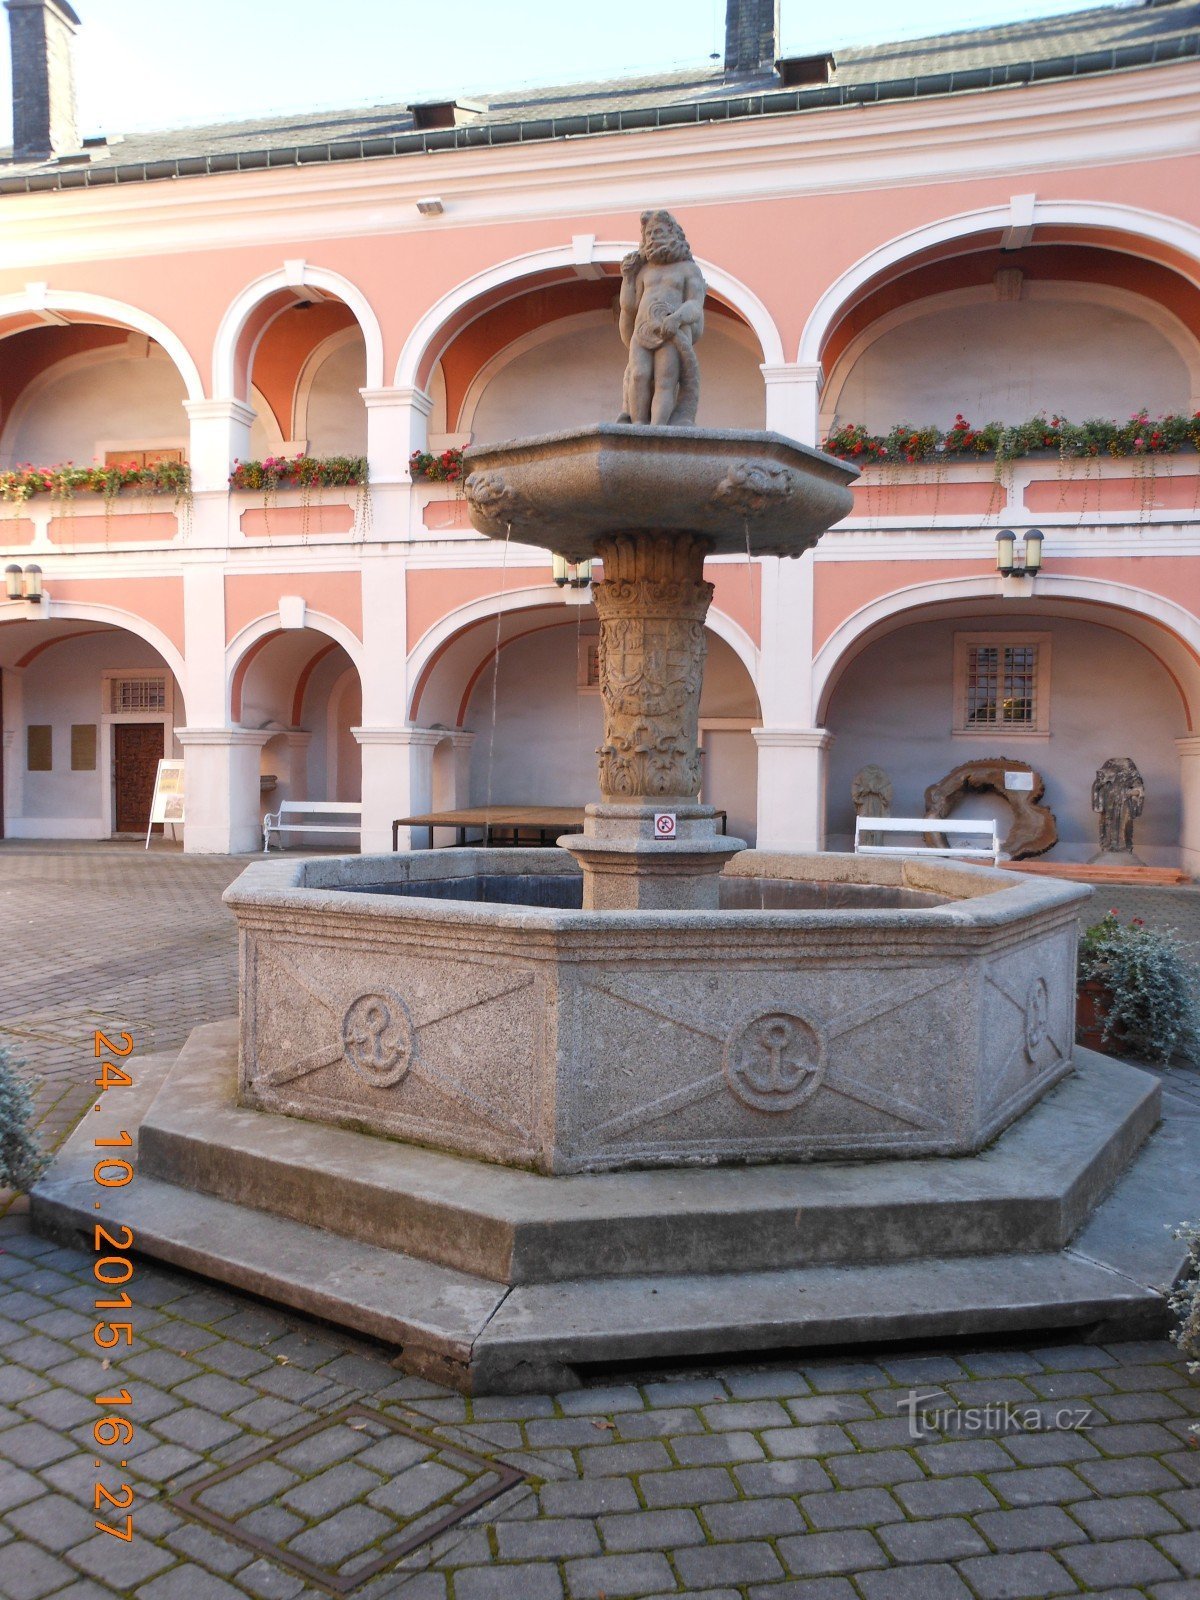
171,1404,525,1594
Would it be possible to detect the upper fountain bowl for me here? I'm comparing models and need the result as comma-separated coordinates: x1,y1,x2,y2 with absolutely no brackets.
463,423,858,561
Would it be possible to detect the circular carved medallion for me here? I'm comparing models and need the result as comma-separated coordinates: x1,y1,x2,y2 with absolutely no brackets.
341,992,415,1089
1024,977,1050,1060
724,1011,823,1112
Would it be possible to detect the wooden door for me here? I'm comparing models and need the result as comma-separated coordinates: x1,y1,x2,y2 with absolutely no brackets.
113,723,163,834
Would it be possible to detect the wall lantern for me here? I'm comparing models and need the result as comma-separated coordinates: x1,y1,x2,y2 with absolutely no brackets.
995,529,1043,579
5,563,43,602
553,554,593,589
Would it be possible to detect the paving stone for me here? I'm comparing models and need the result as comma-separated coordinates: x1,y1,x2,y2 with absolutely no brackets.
762,1424,855,1457
1071,1493,1185,1538
668,1428,763,1465
640,1465,738,1506
723,1366,811,1398
700,1398,791,1431
1,1418,78,1469
563,1550,673,1596
600,1506,705,1551
136,1571,266,1600
749,1582,859,1600
701,1494,805,1538
778,1529,890,1577
984,1465,1094,1505
8,1492,116,1555
1076,1455,1184,1494
1159,1533,1200,1576
287,1502,393,1565
0,1538,82,1600
0,1463,46,1513
151,1408,243,1451
800,1485,905,1528
1164,1489,1200,1527
956,1550,1081,1598
494,1517,600,1559
786,1394,879,1428
576,1439,671,1476
557,1384,644,1415
894,1475,1000,1517
538,1478,640,1516
614,1405,704,1440
735,1457,833,1496
674,1539,785,1586
854,1562,974,1598
999,1430,1100,1465
1060,1537,1181,1587
642,1377,727,1405
66,1531,177,1589
974,1503,1091,1550
876,1516,988,1562
827,1448,924,1487
1100,1391,1190,1422
227,1559,307,1600
161,1521,256,1578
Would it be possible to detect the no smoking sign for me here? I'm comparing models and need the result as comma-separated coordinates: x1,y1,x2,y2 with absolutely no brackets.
653,812,677,839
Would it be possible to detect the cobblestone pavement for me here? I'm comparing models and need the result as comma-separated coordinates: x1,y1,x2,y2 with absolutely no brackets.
1,841,1199,1600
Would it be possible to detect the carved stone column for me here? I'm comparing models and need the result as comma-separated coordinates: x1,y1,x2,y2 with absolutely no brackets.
559,531,745,911
593,532,712,803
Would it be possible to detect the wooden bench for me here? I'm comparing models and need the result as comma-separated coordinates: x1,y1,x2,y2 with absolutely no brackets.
854,815,1001,865
263,800,363,853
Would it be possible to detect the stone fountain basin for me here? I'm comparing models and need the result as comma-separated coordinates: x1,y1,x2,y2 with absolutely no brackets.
225,850,1089,1175
462,423,857,560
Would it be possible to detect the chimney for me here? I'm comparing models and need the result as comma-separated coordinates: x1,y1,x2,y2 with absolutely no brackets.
5,0,80,161
724,0,780,75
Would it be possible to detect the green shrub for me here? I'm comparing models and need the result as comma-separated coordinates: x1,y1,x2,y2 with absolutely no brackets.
0,1048,49,1193
1170,1220,1200,1440
1078,911,1200,1066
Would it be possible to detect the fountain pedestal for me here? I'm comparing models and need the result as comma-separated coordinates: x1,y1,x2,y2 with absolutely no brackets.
558,531,744,910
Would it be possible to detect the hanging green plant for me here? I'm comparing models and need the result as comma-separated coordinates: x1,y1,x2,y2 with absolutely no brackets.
823,410,1200,464
0,459,191,503
229,454,367,491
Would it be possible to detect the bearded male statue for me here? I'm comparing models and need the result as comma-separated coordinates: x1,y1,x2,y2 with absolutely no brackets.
617,210,706,427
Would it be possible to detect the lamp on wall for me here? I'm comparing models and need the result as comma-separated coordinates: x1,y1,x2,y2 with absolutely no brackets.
5,563,43,602
995,529,1043,579
553,554,593,589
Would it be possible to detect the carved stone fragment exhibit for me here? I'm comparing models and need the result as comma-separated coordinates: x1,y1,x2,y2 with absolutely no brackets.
925,756,1058,859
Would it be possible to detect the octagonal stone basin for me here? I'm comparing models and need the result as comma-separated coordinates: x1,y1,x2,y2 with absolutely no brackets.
463,423,856,561
224,850,1089,1175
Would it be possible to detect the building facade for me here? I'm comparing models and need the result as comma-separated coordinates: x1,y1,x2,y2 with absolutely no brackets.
2,0,1200,865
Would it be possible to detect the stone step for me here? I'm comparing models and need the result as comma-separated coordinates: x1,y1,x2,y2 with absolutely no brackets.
135,1021,1161,1285
32,1158,1165,1396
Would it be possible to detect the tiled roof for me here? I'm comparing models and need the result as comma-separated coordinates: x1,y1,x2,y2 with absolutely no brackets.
1,1,1197,188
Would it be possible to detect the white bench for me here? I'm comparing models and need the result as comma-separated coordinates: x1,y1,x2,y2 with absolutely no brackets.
263,800,363,853
854,815,1001,865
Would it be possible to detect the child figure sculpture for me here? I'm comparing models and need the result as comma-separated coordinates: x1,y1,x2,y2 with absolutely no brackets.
617,210,707,427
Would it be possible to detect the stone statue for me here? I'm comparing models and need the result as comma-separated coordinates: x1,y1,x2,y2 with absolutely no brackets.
1092,757,1144,856
852,764,892,849
617,210,706,427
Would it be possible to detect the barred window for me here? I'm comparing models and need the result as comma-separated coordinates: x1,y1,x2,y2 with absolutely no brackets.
110,676,167,714
954,635,1050,736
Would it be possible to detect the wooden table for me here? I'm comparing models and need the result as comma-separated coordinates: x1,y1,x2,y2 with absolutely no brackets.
392,806,728,851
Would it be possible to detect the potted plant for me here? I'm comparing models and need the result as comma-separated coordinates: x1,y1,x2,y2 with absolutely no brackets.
1076,910,1200,1065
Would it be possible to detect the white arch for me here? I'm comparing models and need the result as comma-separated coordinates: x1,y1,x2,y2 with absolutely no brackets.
212,265,384,398
812,571,1200,721
15,599,188,686
292,326,364,442
395,242,785,389
225,611,366,718
407,581,760,718
0,287,204,401
820,280,1200,428
798,201,1200,367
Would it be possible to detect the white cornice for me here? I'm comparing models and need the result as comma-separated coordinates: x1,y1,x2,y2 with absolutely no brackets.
0,65,1198,270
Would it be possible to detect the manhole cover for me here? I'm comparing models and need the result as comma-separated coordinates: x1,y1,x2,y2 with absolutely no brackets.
171,1404,525,1594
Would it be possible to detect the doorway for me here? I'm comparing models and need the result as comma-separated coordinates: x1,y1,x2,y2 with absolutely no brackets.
113,723,163,834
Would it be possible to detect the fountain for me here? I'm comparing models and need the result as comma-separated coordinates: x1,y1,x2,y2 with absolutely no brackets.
32,212,1178,1392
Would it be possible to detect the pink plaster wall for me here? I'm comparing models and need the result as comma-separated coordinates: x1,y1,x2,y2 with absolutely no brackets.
48,576,185,654
224,570,363,643
0,518,36,549
813,559,995,652
1024,472,1200,513
849,480,1003,518
406,565,555,652
48,512,178,544
239,504,355,537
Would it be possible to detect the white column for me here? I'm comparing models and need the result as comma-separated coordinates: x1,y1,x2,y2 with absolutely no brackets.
753,727,834,853
184,399,256,494
353,725,442,853
176,727,272,855
284,730,312,802
360,387,434,484
761,362,823,447
1177,736,1200,876
446,729,476,807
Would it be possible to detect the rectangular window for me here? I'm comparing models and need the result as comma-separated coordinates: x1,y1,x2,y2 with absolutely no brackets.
71,724,98,771
110,676,167,714
27,725,52,771
577,636,600,692
103,448,185,468
954,634,1050,736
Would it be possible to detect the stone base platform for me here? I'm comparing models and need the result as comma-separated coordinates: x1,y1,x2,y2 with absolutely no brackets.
32,1020,1198,1394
